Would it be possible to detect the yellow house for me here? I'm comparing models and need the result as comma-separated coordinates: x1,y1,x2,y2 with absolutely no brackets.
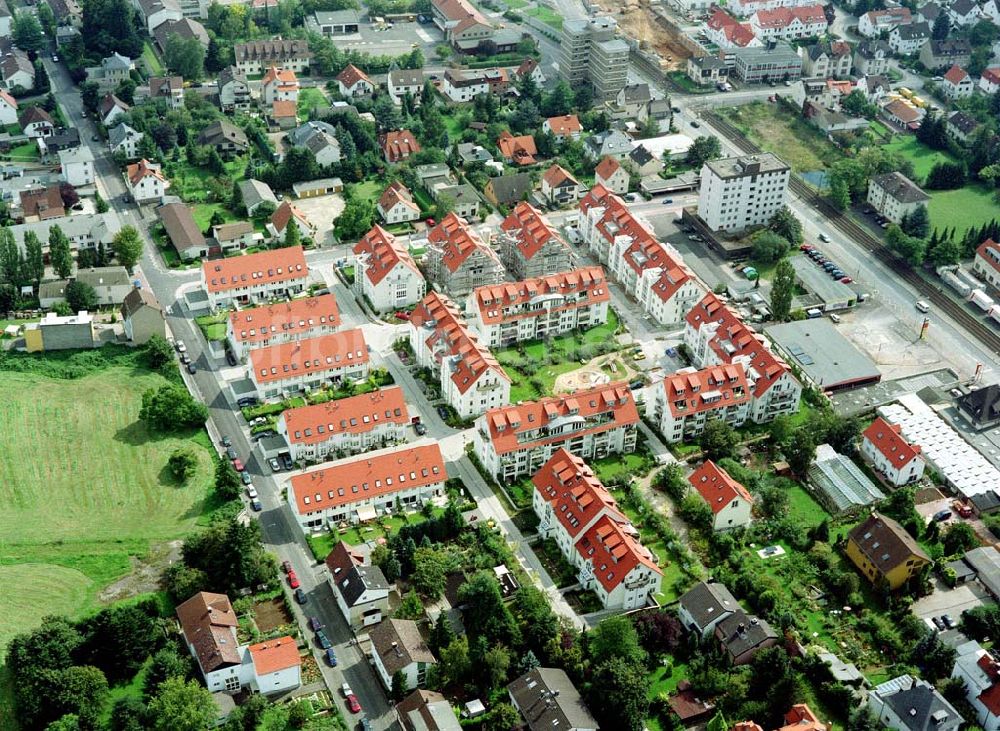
845,512,931,591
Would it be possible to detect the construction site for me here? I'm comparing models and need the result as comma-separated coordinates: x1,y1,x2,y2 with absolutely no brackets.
590,0,695,70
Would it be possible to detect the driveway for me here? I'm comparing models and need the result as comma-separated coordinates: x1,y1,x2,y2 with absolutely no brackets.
294,193,346,246
912,577,990,622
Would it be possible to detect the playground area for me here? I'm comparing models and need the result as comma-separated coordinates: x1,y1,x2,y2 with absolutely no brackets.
553,353,641,393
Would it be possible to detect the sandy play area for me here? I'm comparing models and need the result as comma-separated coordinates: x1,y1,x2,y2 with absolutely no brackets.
554,353,640,393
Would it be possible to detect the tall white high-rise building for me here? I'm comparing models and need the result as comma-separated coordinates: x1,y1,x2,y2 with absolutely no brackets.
697,153,790,233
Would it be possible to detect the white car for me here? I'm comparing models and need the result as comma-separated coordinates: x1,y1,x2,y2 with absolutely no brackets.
176,340,187,353
246,485,258,499
342,683,353,697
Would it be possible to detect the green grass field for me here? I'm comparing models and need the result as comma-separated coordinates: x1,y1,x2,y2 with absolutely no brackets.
883,137,957,181
298,87,331,121
525,5,563,28
142,41,164,75
927,184,1000,233
0,367,216,651
718,102,844,173
192,202,238,232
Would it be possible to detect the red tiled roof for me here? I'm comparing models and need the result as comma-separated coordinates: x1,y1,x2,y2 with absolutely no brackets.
432,0,490,33
378,181,419,216
650,266,694,303
379,130,421,162
977,654,1000,715
753,4,827,28
336,63,372,88
500,202,569,261
594,156,622,182
427,213,500,274
862,416,921,469
249,329,368,385
778,704,827,731
707,9,757,45
19,185,65,221
734,723,764,731
270,200,311,235
281,386,409,445
0,90,17,109
575,514,661,592
228,294,340,346
545,114,581,136
290,443,445,513
684,293,793,399
978,239,1000,274
271,100,297,118
982,67,1000,85
688,459,753,514
472,266,610,326
579,184,669,277
943,64,969,84
516,57,539,77
353,224,421,285
410,291,508,395
542,163,578,189
663,364,750,419
497,130,537,165
202,245,307,294
533,448,626,539
482,383,639,455
175,592,240,674
248,636,300,675
883,99,921,123
126,158,165,186
262,66,298,87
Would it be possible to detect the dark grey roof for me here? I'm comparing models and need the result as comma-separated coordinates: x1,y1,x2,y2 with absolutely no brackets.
290,120,336,146
109,123,140,148
957,384,1000,425
197,120,248,149
856,39,890,58
713,610,778,660
894,21,930,40
121,286,162,315
927,38,972,56
950,0,977,16
679,581,738,630
970,490,1000,513
237,179,277,209
619,83,651,104
872,171,930,204
487,173,532,204
918,2,942,20
963,546,1000,596
507,668,597,731
948,110,981,135
692,54,728,69
76,266,130,288
388,68,424,87
457,143,493,163
370,619,436,676
876,677,963,731
45,128,80,152
630,144,655,165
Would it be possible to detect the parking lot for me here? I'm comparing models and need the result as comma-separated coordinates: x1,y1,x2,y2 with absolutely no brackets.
293,193,345,246
332,20,443,57
912,576,991,626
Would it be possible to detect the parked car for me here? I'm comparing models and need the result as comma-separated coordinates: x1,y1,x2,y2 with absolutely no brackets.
308,616,323,632
288,570,300,589
281,454,293,470
342,683,353,698
414,422,427,435
662,197,674,204
241,471,252,485
254,430,279,441
325,648,338,667
246,486,258,499
359,719,372,731
830,270,845,279
269,458,281,472
933,509,952,522
282,560,292,574
237,397,258,407
232,459,245,472
346,694,361,714
800,244,813,251
187,363,197,374
251,499,262,512
932,616,946,630
249,416,266,427
436,405,450,420
179,353,191,365
818,232,830,242
942,614,957,629
226,447,238,460
629,380,644,390
840,277,853,284
953,501,973,518
315,630,332,650
294,588,307,604
175,340,186,353
690,120,700,128
394,311,411,320
221,435,232,447
225,351,238,367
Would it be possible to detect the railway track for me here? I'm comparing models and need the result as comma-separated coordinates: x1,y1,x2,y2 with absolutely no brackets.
703,113,1000,357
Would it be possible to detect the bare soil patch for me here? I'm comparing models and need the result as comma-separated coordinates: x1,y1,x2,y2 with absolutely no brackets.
254,597,293,632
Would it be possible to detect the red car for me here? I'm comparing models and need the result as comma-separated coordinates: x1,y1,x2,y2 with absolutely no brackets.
840,276,853,284
232,459,245,472
425,218,436,227
394,311,411,321
346,694,361,714
288,570,300,589
800,244,814,251
281,560,292,574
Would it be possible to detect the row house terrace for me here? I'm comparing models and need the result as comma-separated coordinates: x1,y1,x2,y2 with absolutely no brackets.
288,443,445,530
277,386,410,462
498,202,575,280
226,293,340,361
646,363,752,444
466,266,610,349
423,213,506,298
201,246,308,310
409,292,510,419
532,449,662,610
353,225,426,313
249,329,369,400
684,293,801,423
579,184,704,325
473,382,639,481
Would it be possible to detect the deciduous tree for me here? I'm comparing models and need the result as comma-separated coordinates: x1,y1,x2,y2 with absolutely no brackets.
112,225,144,271
139,384,209,431
147,677,217,731
65,280,98,312
771,257,796,321
699,418,739,461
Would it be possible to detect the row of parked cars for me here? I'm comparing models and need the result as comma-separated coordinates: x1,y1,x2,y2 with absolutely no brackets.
801,244,853,284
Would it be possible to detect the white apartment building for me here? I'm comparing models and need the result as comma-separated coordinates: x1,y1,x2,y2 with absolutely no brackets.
277,386,410,462
377,182,421,225
532,448,662,610
684,293,802,423
288,443,446,530
749,5,828,41
688,460,754,531
697,153,791,233
409,292,510,420
226,293,340,361
125,158,169,204
466,266,610,349
352,225,426,313
248,329,370,400
861,416,925,486
953,641,1000,731
867,172,930,224
498,203,575,281
646,364,752,444
473,383,640,481
201,246,308,310
423,213,506,298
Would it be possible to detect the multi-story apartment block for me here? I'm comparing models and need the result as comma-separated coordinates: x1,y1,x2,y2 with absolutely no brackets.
866,172,930,224
288,443,446,530
234,39,311,75
409,292,510,419
646,363,752,443
532,449,662,609
473,383,639,481
498,202,574,280
750,4,827,41
352,225,426,313
226,293,340,361
800,40,853,78
697,153,791,233
201,246,308,310
857,7,912,37
248,329,370,400
440,67,509,102
466,266,610,349
684,293,801,423
423,213,506,298
731,42,803,82
277,386,410,462
578,185,704,325
558,17,628,102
